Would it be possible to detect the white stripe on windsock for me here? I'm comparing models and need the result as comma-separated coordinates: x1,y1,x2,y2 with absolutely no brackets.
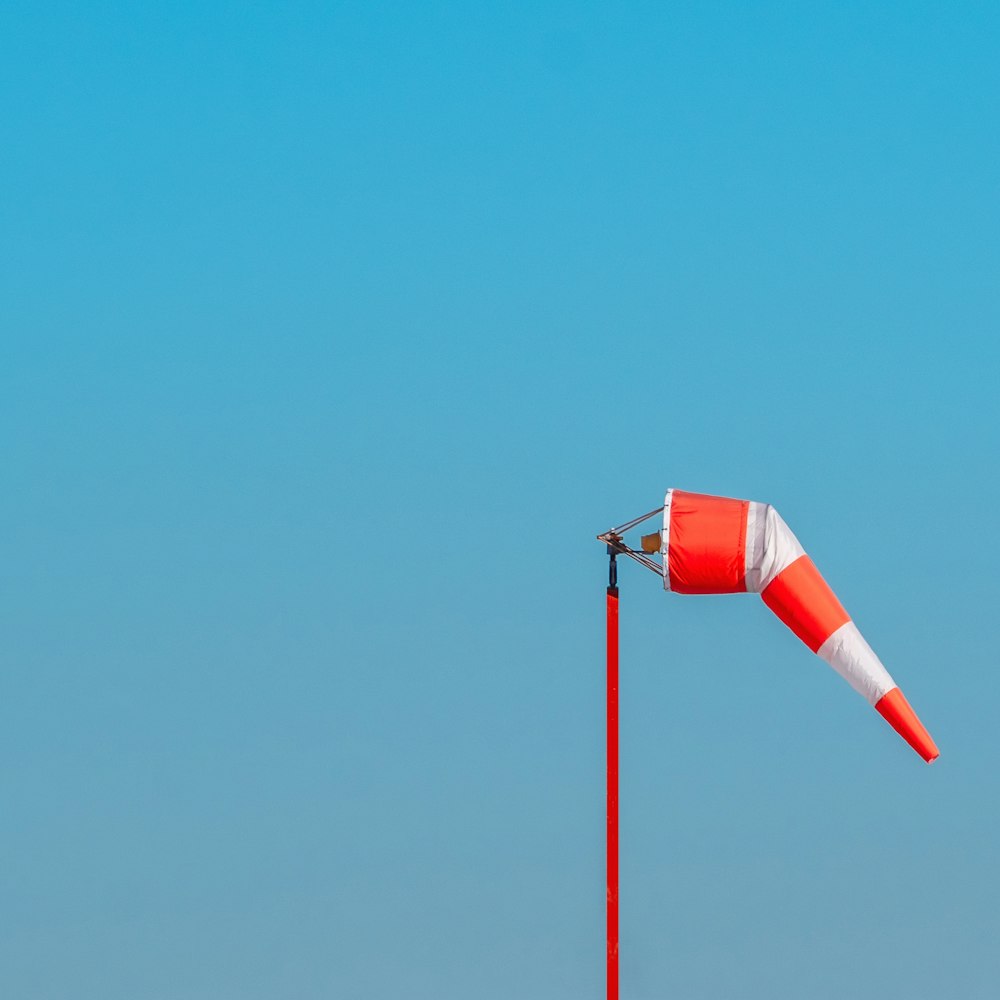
744,501,767,592
753,505,805,593
816,621,897,706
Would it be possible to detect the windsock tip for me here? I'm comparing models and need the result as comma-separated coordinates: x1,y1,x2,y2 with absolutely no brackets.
875,687,939,764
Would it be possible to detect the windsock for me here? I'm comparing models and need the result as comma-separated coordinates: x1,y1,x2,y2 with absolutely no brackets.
656,489,939,762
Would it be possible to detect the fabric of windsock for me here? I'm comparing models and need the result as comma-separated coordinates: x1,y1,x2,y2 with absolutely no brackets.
660,489,939,762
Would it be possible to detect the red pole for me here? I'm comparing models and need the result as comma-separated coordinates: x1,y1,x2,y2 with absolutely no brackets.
607,576,619,1000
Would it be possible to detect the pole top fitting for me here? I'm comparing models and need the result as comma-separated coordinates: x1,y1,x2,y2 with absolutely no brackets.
596,523,663,580
597,530,626,555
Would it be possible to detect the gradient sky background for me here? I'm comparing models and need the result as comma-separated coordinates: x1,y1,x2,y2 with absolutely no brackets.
3,3,1000,998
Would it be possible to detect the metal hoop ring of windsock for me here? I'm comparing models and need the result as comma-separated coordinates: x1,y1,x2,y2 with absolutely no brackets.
657,489,939,762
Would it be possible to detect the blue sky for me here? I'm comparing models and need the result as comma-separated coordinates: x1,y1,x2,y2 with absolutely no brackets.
3,3,999,998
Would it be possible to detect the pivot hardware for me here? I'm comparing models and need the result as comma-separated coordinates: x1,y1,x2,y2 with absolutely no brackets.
596,505,665,583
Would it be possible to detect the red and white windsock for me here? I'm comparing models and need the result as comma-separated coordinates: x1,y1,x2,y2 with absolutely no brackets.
658,489,939,762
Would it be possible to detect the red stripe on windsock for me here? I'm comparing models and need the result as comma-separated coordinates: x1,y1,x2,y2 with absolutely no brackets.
668,490,749,594
761,555,850,652
875,688,940,763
